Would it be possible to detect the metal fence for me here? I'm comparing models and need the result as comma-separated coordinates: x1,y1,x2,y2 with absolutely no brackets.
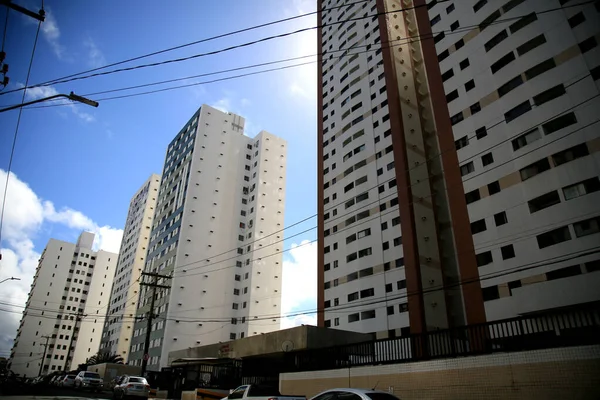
292,305,600,371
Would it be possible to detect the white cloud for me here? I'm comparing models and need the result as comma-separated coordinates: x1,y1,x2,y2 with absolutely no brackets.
83,37,106,68
21,83,96,123
0,169,123,356
212,97,232,113
280,240,318,329
40,10,67,60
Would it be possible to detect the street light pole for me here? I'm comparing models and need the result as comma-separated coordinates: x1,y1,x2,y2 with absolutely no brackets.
38,335,51,376
0,92,99,113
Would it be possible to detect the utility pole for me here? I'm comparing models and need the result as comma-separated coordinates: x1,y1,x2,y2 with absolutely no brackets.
63,311,85,372
38,335,51,376
139,271,171,376
0,0,45,22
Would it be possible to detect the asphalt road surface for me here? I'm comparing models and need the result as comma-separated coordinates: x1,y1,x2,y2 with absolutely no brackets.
0,386,114,399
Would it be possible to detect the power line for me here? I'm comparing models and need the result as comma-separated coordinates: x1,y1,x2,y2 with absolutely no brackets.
21,0,369,89
11,1,593,110
0,17,41,260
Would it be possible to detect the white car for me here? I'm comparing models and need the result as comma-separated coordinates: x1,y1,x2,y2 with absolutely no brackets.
59,374,77,387
74,371,104,392
309,388,401,400
113,375,150,400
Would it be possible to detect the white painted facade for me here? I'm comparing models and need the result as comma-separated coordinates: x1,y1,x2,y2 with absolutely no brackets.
430,0,600,319
319,0,413,336
9,232,118,376
128,105,286,370
99,174,160,361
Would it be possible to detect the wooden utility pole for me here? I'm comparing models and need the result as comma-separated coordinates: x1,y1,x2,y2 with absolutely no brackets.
37,335,51,376
63,311,85,372
139,271,171,376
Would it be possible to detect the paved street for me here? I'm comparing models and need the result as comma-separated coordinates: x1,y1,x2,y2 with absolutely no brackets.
0,387,112,399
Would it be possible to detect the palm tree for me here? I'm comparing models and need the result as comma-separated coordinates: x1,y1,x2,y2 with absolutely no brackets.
86,352,124,366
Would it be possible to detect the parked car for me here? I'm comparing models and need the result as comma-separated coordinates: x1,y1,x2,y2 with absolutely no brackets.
59,374,77,387
309,388,401,400
222,384,306,400
74,371,104,392
113,375,150,400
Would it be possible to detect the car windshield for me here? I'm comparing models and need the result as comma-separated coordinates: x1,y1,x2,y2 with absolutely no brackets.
67,375,76,379
84,372,101,378
365,393,401,400
129,377,147,383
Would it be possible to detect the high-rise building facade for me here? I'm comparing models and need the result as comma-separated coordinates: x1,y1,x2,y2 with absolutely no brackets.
9,232,118,376
317,0,600,337
99,174,160,360
317,0,486,338
429,0,600,320
128,105,287,371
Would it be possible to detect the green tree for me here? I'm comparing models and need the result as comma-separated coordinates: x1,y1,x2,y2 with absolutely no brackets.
86,352,124,366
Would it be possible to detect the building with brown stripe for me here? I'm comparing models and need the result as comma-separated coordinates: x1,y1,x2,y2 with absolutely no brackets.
317,0,600,337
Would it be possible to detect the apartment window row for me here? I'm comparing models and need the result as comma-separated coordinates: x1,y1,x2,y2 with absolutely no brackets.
482,260,599,302
537,216,600,249
323,257,405,290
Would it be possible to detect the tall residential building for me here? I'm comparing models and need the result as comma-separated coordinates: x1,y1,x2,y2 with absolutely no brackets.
9,232,118,376
317,0,600,337
99,174,160,361
128,105,287,371
317,0,487,338
429,0,600,320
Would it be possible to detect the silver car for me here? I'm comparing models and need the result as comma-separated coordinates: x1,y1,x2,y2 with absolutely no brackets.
309,388,401,400
113,375,150,400
74,371,104,392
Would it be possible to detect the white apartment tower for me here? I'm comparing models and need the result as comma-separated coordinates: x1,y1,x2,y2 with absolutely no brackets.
429,0,600,320
9,232,118,376
317,0,600,338
128,105,287,371
99,174,160,361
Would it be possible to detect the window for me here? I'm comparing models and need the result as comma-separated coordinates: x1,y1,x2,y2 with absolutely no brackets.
520,158,551,181
446,3,455,13
348,292,359,302
360,288,375,298
533,84,565,107
455,135,468,150
361,310,376,320
552,143,589,166
510,12,537,34
441,69,454,82
569,11,585,28
450,21,460,31
491,52,516,74
528,191,561,213
563,177,600,200
385,283,393,293
446,89,459,103
501,244,515,260
481,152,494,166
482,286,499,301
498,75,524,97
485,30,508,52
387,306,395,315
476,127,487,139
512,128,541,150
473,0,487,12
543,112,577,135
465,79,475,91
504,101,532,123
573,217,600,238
465,189,481,204
578,36,598,54
476,251,493,267
430,14,441,26
459,58,470,70
460,161,475,176
525,58,556,80
451,112,464,125
494,211,508,226
546,265,581,281
516,34,546,56
434,31,445,44
537,226,571,249
348,313,359,323
471,219,487,234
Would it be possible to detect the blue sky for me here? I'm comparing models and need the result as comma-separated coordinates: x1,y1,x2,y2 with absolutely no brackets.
0,0,319,356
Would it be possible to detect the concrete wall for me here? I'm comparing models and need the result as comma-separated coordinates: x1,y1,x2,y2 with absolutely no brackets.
280,345,600,400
